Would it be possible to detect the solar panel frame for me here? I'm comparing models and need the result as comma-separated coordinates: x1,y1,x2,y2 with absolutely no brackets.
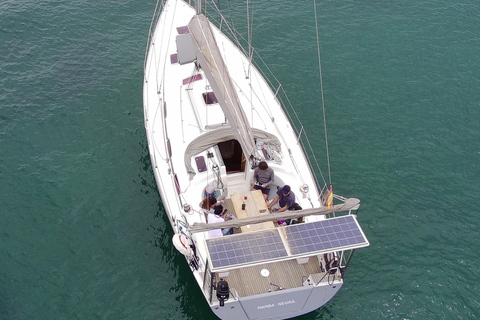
206,229,288,270
285,215,369,255
205,215,369,272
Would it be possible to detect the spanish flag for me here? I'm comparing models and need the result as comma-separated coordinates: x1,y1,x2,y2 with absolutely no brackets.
326,185,333,210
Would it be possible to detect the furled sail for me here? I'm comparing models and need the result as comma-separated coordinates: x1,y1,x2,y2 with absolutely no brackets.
187,14,258,162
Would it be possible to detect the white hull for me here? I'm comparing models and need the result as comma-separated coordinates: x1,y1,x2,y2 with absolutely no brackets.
212,283,343,320
143,1,368,319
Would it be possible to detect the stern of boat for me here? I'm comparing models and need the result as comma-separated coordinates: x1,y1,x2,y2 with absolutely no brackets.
210,277,343,320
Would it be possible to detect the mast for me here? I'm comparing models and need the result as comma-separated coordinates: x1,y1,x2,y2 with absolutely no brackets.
195,0,202,15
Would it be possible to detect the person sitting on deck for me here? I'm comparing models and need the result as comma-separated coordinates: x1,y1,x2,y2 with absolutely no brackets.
267,185,296,226
267,185,296,213
207,205,234,238
200,196,218,222
252,161,275,201
200,196,218,213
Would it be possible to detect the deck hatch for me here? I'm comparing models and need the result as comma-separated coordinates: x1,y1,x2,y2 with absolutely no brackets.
205,215,369,272
202,92,218,105
170,53,178,64
176,33,195,65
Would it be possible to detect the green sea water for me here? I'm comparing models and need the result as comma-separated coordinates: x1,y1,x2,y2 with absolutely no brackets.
1,0,479,319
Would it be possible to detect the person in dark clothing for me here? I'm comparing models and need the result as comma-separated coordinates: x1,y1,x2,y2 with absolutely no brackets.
267,185,295,213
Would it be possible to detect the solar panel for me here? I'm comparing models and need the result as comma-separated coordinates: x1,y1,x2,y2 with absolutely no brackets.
205,215,369,271
285,215,369,255
206,229,288,270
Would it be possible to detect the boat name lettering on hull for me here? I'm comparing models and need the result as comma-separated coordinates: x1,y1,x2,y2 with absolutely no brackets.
257,300,295,309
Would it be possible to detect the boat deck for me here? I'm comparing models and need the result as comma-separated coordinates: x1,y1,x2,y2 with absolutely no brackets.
217,257,321,297
217,199,341,298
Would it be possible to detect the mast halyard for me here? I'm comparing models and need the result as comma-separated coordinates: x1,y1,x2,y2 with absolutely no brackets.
246,0,253,79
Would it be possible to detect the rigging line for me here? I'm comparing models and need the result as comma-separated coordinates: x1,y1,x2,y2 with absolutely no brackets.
246,0,255,124
210,0,249,60
207,0,325,185
144,0,164,73
313,0,332,186
185,65,204,132
241,40,327,187
246,0,254,78
209,0,253,81
272,82,327,187
247,0,251,59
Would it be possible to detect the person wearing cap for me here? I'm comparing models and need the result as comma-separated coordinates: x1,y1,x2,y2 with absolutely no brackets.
253,161,275,201
267,185,295,213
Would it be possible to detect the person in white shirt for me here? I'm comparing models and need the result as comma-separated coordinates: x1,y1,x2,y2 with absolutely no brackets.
207,205,233,238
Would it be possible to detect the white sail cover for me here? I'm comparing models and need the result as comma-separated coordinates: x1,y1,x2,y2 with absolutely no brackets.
187,14,258,161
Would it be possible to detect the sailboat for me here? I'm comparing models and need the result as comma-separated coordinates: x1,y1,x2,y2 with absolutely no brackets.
143,0,369,319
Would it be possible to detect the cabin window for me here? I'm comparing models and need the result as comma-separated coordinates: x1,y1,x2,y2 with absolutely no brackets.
195,156,207,173
202,92,218,105
217,139,245,173
176,26,189,34
170,53,178,64
183,74,203,85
